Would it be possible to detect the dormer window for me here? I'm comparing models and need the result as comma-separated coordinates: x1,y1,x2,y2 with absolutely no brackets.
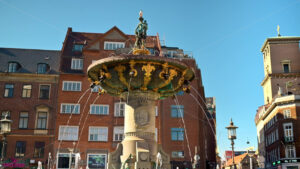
37,63,49,74
104,42,125,50
73,44,84,52
8,62,21,72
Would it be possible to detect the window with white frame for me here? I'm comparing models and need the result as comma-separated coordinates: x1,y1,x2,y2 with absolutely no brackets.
104,42,125,50
89,127,108,141
113,126,124,141
87,154,107,169
22,84,32,98
62,81,81,91
91,85,102,92
114,102,125,117
61,104,80,114
285,145,296,158
90,104,109,115
58,126,79,141
71,58,83,70
283,109,291,119
284,123,293,137
283,123,293,142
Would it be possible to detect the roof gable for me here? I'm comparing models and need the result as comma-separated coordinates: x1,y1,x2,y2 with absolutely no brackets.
226,153,248,166
103,27,127,40
85,26,128,50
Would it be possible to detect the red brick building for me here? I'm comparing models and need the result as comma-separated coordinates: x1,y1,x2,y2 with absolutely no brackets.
53,27,216,169
0,48,60,168
255,36,300,169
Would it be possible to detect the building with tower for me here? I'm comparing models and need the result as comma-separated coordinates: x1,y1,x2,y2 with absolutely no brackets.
255,36,300,169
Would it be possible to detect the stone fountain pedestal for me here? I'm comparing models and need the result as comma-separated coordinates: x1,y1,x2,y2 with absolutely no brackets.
107,91,170,169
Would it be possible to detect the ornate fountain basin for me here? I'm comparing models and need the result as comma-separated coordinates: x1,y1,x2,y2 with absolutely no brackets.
87,54,194,99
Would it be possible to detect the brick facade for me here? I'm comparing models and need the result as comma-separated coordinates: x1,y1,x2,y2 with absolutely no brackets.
0,48,60,168
53,27,216,169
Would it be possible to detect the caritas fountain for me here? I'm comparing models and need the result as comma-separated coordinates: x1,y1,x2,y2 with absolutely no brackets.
87,11,195,169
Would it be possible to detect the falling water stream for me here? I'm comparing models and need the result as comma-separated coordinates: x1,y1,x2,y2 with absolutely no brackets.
173,95,193,163
55,88,91,168
75,95,100,151
57,88,91,152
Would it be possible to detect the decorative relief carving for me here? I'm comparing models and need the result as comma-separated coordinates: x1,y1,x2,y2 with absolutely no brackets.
129,60,138,77
141,63,155,91
135,110,149,126
99,64,111,80
156,68,177,91
114,64,129,88
140,153,148,161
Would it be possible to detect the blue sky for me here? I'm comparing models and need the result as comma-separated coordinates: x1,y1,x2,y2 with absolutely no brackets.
1,0,300,159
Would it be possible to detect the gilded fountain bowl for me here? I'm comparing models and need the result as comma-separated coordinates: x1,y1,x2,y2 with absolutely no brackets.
87,54,195,99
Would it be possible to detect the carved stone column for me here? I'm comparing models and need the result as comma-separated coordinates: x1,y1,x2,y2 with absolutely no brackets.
120,91,159,166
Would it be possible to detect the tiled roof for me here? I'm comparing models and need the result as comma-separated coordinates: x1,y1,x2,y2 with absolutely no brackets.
63,27,159,57
0,48,60,74
226,153,248,166
60,27,160,73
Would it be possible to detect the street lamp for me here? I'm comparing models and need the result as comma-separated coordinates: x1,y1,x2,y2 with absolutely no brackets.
0,115,12,167
226,119,238,169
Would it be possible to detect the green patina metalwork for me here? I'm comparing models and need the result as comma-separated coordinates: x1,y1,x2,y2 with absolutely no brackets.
135,11,148,49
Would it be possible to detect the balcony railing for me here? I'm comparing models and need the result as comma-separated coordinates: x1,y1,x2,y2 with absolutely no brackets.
164,51,193,59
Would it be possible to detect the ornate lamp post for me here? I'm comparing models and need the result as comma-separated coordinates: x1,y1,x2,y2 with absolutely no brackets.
226,119,238,169
0,115,12,168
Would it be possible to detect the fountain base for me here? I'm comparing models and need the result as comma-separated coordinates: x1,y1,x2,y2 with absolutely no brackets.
107,143,170,169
